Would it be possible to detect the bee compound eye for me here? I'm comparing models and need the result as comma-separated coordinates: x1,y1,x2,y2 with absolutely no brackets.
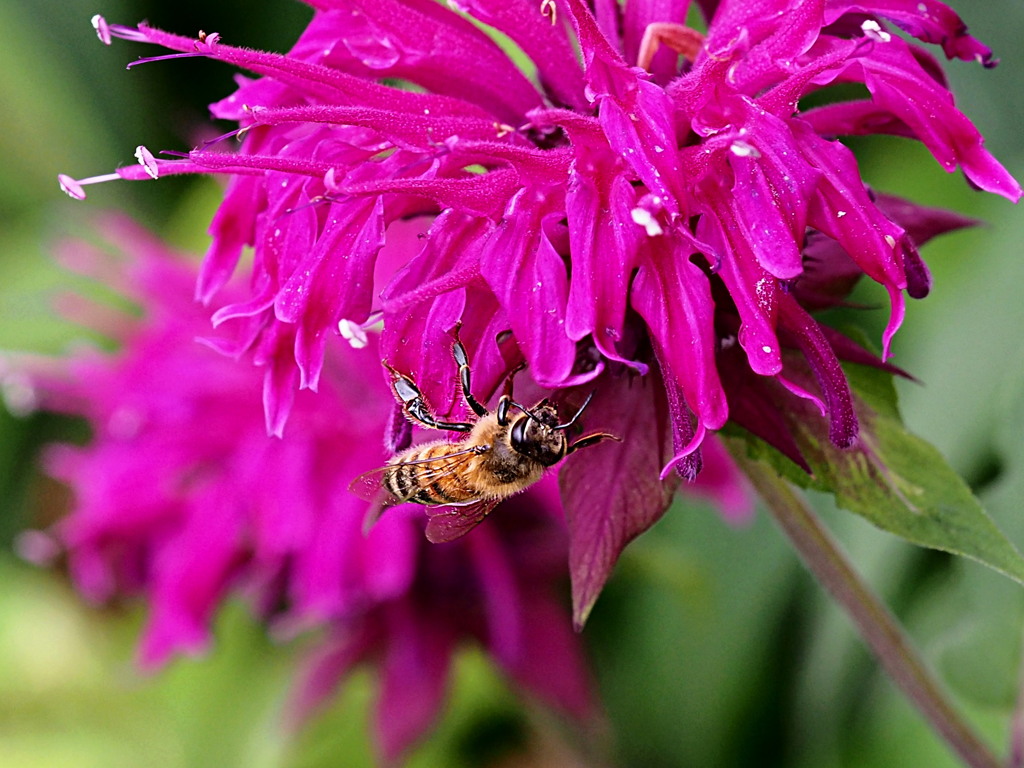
509,417,529,453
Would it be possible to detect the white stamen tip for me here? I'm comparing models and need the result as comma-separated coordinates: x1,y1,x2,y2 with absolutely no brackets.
837,210,847,218
91,14,112,45
884,234,897,248
57,174,86,200
324,167,342,194
861,20,892,43
135,146,159,179
338,319,369,349
630,207,664,237
540,0,557,24
729,140,760,158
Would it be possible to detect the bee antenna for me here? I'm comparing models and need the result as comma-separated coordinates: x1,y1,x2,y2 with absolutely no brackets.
510,401,545,422
555,390,596,430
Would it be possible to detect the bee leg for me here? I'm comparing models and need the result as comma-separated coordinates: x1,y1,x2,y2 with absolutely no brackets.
497,395,512,426
385,362,474,433
566,432,621,454
451,338,489,418
496,361,527,426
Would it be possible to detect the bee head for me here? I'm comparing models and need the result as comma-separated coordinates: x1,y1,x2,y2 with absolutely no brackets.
508,402,567,467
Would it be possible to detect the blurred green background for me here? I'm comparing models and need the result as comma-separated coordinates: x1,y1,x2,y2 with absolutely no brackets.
0,1,1021,766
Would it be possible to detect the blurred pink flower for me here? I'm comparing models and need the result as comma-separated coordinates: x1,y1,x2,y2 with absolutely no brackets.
22,218,596,761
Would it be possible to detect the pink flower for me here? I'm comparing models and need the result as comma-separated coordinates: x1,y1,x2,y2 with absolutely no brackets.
21,218,595,762
58,0,1016,621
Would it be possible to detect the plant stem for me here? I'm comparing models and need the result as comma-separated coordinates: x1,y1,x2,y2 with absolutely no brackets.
731,449,1002,768
1008,630,1024,768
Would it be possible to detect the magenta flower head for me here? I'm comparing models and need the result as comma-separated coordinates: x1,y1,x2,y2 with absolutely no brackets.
18,218,596,762
60,0,1018,622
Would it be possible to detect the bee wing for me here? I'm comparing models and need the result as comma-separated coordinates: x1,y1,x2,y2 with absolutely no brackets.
424,497,501,543
348,464,395,504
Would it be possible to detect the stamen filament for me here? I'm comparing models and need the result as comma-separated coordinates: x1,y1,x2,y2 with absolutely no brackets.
127,52,207,69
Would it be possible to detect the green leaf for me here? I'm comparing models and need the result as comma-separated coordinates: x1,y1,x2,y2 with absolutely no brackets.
731,357,1024,586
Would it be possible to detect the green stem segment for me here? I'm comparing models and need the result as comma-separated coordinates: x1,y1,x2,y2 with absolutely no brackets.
732,450,1001,768
1008,635,1024,768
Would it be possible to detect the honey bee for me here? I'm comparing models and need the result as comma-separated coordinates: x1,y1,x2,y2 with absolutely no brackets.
352,337,618,543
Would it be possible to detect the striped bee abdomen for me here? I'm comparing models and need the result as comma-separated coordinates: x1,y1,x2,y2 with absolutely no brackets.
382,442,480,506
